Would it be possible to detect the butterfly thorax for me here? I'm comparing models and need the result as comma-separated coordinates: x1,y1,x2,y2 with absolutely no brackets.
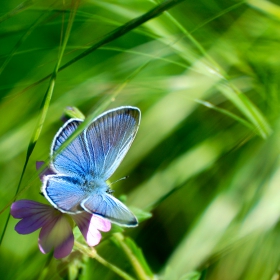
81,177,109,193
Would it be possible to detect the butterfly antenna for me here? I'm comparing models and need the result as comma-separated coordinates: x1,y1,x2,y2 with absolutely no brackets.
109,175,129,186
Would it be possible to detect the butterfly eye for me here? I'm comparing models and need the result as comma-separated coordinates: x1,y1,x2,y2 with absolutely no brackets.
106,189,114,194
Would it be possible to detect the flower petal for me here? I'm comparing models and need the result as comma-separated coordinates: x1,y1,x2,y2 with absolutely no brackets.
15,218,45,234
39,214,74,258
91,215,111,232
53,233,74,259
11,200,52,218
73,212,111,246
86,229,101,246
11,200,57,234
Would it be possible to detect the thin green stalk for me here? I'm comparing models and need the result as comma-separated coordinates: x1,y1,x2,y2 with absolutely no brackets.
0,10,52,76
160,8,223,75
74,241,136,280
18,0,187,94
114,233,151,280
0,0,36,23
193,98,256,133
190,1,245,33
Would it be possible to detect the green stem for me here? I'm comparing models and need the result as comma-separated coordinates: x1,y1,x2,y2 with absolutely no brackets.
74,241,136,280
114,233,150,280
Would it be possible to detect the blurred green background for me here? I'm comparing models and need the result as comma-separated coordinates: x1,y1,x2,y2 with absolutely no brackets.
1,0,280,279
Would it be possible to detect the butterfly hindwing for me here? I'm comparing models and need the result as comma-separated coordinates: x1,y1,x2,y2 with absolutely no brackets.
81,193,138,227
43,175,86,213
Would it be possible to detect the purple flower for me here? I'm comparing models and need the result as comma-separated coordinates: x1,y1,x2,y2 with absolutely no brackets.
11,200,111,259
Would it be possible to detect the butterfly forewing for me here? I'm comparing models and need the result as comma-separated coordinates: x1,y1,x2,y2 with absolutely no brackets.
51,119,91,176
85,107,140,179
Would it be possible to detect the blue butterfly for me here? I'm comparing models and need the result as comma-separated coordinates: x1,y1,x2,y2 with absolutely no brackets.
42,106,141,227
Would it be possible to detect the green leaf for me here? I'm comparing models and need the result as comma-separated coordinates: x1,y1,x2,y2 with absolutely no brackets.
123,236,153,277
130,207,153,223
218,83,272,138
180,271,201,280
64,106,86,120
111,233,153,279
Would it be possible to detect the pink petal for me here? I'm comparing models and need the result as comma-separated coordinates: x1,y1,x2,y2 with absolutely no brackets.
73,212,111,246
36,161,56,182
39,214,74,259
11,200,57,234
91,215,111,232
